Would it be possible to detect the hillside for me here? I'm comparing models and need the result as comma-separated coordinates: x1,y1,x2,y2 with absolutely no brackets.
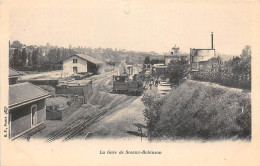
88,51,161,65
142,80,251,140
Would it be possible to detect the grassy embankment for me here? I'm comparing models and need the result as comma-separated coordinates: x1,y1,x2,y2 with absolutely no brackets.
142,80,251,140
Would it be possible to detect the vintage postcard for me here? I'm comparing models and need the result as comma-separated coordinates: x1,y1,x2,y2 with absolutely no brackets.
1,0,260,165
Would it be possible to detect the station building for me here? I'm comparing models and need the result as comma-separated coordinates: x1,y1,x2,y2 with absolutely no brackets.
62,54,103,75
8,68,50,139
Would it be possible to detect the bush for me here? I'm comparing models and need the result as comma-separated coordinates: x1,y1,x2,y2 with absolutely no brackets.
141,89,164,138
142,81,251,140
192,72,251,90
192,56,251,90
167,59,189,86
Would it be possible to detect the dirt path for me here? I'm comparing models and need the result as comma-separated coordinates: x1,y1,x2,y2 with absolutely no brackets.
85,97,146,139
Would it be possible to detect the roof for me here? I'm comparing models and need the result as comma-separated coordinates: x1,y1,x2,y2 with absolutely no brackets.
65,54,103,65
153,63,165,66
66,79,92,86
154,65,167,69
58,79,92,87
9,82,50,108
46,97,70,109
9,68,24,78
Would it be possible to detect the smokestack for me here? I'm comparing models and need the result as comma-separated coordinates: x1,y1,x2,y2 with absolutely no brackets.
211,32,214,49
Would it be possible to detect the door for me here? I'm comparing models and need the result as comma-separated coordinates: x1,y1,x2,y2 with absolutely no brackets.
73,67,78,74
31,105,37,126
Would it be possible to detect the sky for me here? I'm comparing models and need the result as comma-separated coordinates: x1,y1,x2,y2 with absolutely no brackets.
8,0,259,55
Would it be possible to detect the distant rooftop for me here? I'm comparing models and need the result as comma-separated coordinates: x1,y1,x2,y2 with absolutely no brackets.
154,65,167,69
9,82,50,108
153,63,166,66
9,68,24,78
59,79,92,87
190,48,215,50
74,54,103,65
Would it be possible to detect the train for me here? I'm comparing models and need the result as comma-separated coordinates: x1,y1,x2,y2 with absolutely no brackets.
112,74,145,96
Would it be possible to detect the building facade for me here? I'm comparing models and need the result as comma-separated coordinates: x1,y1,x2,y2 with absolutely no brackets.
62,54,103,75
9,82,50,139
190,49,216,72
56,80,93,104
190,32,218,73
164,45,188,65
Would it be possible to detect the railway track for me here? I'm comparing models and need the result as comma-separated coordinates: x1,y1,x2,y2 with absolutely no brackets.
46,93,138,142
62,108,108,142
45,71,139,142
45,108,93,142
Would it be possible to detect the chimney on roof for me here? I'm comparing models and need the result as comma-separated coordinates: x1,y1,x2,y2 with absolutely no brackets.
211,32,214,49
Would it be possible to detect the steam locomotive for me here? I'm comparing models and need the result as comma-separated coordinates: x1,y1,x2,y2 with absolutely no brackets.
112,74,145,96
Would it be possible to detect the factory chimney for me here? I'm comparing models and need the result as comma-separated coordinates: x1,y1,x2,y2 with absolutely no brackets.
211,32,214,49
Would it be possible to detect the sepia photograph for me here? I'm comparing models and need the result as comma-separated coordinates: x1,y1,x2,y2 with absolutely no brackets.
1,0,260,165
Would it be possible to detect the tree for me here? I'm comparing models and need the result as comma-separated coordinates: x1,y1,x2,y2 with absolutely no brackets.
144,56,150,64
61,49,68,60
27,45,35,50
32,50,38,68
57,48,61,62
21,48,27,67
28,53,32,66
47,49,57,64
241,45,251,59
12,48,20,67
141,89,164,138
126,56,130,64
167,59,189,85
232,56,251,75
11,40,23,49
35,47,46,68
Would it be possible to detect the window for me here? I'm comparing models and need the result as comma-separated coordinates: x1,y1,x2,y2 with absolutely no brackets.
73,67,78,74
73,59,77,63
31,104,37,127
